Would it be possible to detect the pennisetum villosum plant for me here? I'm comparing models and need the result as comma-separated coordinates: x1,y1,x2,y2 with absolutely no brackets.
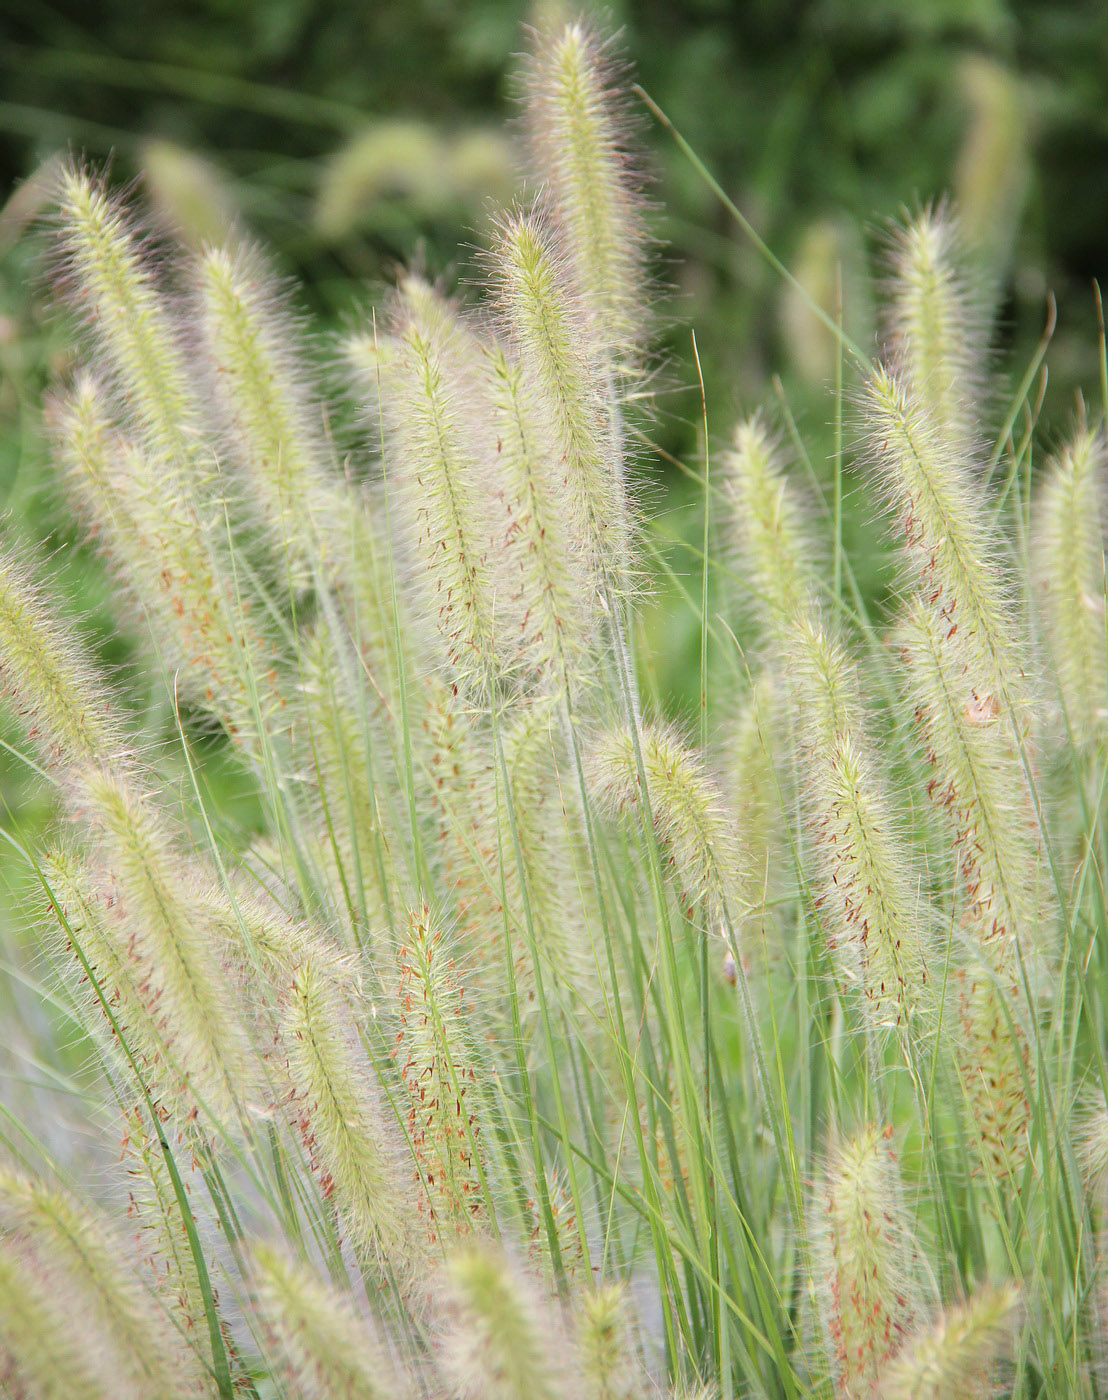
3,13,1108,1400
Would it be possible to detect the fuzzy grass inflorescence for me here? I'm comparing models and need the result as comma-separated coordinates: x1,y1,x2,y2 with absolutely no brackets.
0,18,1105,1400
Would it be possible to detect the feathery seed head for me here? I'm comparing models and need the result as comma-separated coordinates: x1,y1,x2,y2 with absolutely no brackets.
576,1283,649,1400
588,721,747,926
191,240,337,590
441,1240,572,1400
883,206,987,452
395,904,487,1243
250,1244,400,1400
283,957,413,1270
956,967,1034,1179
721,415,818,641
877,1283,1021,1399
1032,424,1108,748
811,730,931,1035
484,342,595,693
0,540,124,775
487,208,628,583
862,364,1023,704
813,1124,926,1399
383,276,505,681
897,598,1047,971
54,165,201,470
78,766,258,1118
0,1171,203,1399
0,1234,111,1400
519,19,648,367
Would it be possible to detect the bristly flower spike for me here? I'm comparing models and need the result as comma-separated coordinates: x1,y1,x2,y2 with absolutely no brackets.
191,240,340,591
788,611,932,1036
884,205,988,457
382,276,504,682
441,1241,572,1400
483,342,594,695
0,541,124,776
78,766,259,1119
813,1124,926,1399
488,208,628,585
520,19,648,369
250,1244,400,1400
877,1283,1021,1400
0,1171,203,1399
588,721,747,927
282,957,414,1275
53,166,202,474
1032,424,1108,749
721,415,818,643
862,363,1024,708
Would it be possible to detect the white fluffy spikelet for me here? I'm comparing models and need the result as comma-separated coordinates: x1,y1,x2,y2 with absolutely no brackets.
884,206,987,457
488,208,628,584
382,276,505,681
48,373,289,742
0,1170,203,1399
862,363,1024,706
54,165,202,470
282,958,414,1273
721,415,818,641
1032,425,1108,749
520,19,648,368
0,540,124,773
789,613,931,1035
440,1241,574,1400
877,1283,1021,1399
250,1244,401,1400
191,240,340,590
394,905,488,1243
484,343,595,694
588,721,747,927
0,1234,111,1400
812,1124,927,1399
78,767,259,1119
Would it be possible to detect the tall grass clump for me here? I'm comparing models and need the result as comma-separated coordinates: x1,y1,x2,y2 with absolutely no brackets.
2,16,1108,1400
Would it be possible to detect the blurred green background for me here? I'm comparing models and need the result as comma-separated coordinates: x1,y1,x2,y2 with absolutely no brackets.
0,0,1107,718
